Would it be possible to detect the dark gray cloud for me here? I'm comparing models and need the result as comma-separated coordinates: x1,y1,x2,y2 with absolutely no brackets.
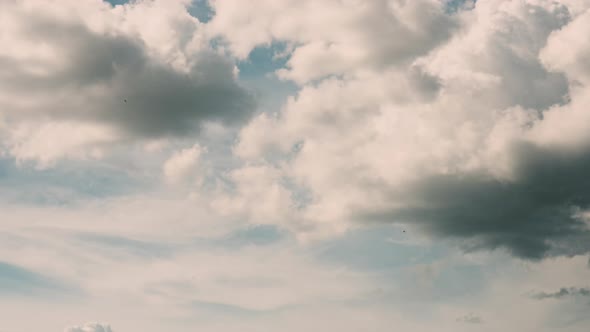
530,287,590,300
0,11,255,138
361,141,590,260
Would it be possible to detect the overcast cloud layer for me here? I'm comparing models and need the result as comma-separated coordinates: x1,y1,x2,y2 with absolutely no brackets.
2,1,590,331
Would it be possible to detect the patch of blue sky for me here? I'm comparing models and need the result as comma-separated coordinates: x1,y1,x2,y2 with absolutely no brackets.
311,225,494,308
0,261,75,298
313,225,449,271
337,268,488,324
73,233,175,260
185,224,287,252
65,225,285,261
237,43,292,79
104,0,129,6
431,264,487,300
217,224,286,248
0,157,149,206
237,43,298,114
188,0,214,23
104,0,215,24
443,0,477,13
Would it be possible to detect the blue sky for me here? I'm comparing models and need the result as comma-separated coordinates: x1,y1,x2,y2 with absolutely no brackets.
1,0,590,331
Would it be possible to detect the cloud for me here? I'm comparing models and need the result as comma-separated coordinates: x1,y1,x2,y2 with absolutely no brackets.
456,313,483,324
233,0,590,259
530,287,590,300
541,7,590,86
6,122,117,169
208,0,459,83
361,142,590,260
4,1,590,332
65,323,112,332
0,0,254,166
208,164,297,226
163,144,203,184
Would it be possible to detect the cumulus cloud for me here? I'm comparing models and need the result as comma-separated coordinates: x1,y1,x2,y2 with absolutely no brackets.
4,1,590,331
208,164,297,226
0,0,254,166
233,0,590,259
541,6,590,86
65,323,112,332
208,0,458,83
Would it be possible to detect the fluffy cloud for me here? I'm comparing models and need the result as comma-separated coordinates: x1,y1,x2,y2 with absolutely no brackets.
208,164,298,227
0,0,254,166
5,121,117,169
163,144,203,184
208,0,458,83
234,0,590,259
65,323,112,332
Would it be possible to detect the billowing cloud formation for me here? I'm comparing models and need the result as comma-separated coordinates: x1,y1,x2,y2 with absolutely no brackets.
233,0,590,259
0,0,254,165
3,1,590,332
65,323,112,332
209,0,458,83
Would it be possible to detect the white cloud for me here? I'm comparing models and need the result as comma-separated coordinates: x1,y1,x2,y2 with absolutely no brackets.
163,144,203,184
0,0,253,166
208,0,458,83
234,0,590,258
5,121,117,169
0,198,375,317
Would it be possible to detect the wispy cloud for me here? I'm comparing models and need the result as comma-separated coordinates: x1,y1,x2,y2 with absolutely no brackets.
530,287,590,300
456,313,483,324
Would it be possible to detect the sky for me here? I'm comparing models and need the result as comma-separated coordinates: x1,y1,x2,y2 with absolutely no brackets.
1,0,590,331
